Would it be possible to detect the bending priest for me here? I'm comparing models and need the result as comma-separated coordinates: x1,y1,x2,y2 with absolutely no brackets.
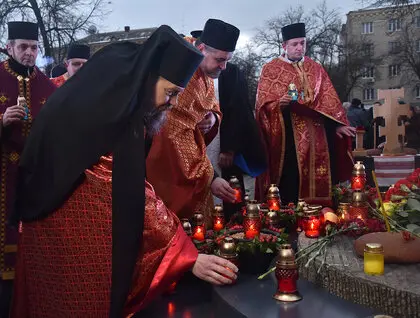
11,26,237,318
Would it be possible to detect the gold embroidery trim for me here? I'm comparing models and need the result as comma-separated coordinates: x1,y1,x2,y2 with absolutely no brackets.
4,244,17,253
2,271,14,280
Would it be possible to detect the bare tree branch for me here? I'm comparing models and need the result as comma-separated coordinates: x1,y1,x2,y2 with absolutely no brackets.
0,0,110,71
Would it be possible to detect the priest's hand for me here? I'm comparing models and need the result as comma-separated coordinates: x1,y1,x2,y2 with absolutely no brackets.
3,105,26,127
219,152,234,168
336,125,356,138
198,112,216,134
192,254,238,285
211,177,236,203
279,95,292,109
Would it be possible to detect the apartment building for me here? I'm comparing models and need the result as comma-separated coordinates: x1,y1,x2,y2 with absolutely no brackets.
342,5,420,106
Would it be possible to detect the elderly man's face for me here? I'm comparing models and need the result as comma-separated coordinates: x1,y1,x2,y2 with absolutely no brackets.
144,77,184,136
66,58,88,77
7,39,38,67
282,37,306,61
197,44,232,79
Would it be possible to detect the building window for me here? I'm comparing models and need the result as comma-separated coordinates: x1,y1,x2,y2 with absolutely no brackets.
388,41,400,54
416,86,420,98
362,22,374,34
362,66,375,78
388,19,401,32
415,16,420,28
362,43,374,56
363,88,375,100
389,64,401,77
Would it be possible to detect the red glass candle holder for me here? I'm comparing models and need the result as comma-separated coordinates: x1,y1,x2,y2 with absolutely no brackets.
219,237,239,283
349,204,368,221
273,244,302,302
192,225,205,241
233,188,242,204
351,175,366,191
267,184,281,211
267,198,281,211
213,215,225,232
243,217,261,239
229,176,243,204
213,205,225,232
352,161,366,191
302,210,321,238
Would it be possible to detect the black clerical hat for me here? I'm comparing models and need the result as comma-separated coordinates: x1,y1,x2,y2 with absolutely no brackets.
200,19,240,52
281,23,306,41
351,98,362,106
158,31,203,87
67,44,91,60
8,21,38,40
191,30,203,38
51,64,67,77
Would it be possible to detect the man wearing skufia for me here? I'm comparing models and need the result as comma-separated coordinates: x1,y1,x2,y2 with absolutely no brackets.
255,23,355,206
0,21,56,316
11,26,238,318
51,43,91,87
147,19,240,222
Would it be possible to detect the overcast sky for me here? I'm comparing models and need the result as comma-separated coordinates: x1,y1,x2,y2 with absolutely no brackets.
101,0,365,48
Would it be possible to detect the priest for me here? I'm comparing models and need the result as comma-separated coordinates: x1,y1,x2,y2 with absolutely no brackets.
11,26,237,318
0,21,56,316
255,23,355,206
51,43,91,87
146,19,240,223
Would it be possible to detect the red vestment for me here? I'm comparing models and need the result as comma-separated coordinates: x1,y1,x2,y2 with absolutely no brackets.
0,60,56,280
146,37,221,222
255,57,353,205
50,72,69,87
11,156,198,317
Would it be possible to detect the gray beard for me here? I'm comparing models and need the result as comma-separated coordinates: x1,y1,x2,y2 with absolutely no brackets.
144,107,167,136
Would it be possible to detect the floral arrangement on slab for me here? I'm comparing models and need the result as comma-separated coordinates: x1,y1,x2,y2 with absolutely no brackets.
368,169,420,237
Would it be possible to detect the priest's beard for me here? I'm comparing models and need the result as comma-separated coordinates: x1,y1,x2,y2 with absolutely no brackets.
144,103,170,136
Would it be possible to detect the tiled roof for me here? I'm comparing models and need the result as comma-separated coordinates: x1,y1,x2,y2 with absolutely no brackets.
79,27,158,44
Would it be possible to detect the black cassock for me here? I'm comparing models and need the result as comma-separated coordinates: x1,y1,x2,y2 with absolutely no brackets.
218,63,267,218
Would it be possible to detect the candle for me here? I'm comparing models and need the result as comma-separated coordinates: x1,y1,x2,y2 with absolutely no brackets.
245,223,260,239
243,200,261,239
267,198,281,211
229,176,243,204
273,244,302,302
364,243,384,276
350,191,368,220
303,209,321,238
213,205,225,232
337,203,350,223
180,218,192,236
351,175,366,191
352,161,366,191
234,188,242,203
192,225,205,241
349,204,368,221
219,237,239,283
267,184,281,211
213,216,224,232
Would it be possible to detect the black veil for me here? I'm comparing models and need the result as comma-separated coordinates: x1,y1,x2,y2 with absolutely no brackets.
13,25,203,317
